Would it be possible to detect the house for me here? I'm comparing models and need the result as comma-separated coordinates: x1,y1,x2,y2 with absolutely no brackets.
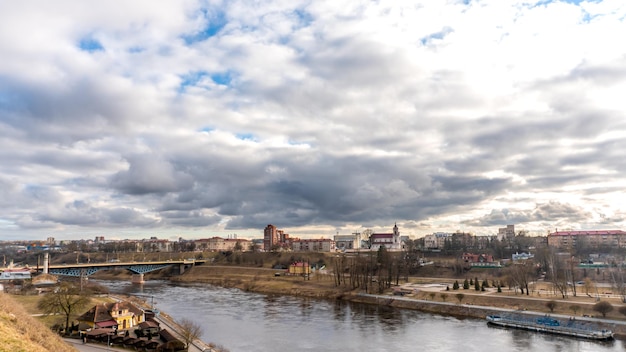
462,253,500,267
288,262,311,276
78,301,145,330
135,320,160,337
512,252,534,261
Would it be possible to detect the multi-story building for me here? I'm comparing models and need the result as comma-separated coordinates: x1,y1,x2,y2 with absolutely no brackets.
139,238,172,252
195,237,250,252
291,238,335,252
547,230,626,250
334,232,361,251
424,232,451,250
264,224,279,251
263,224,294,251
497,225,515,241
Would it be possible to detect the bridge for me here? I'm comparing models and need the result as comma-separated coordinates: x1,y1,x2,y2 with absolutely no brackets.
35,259,207,283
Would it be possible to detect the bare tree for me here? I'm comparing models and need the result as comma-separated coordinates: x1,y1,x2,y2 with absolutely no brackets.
507,259,533,295
332,255,346,287
546,250,569,298
569,305,581,316
593,301,614,318
618,306,626,318
37,282,92,335
179,318,202,349
609,266,626,303
567,256,577,297
545,300,557,313
583,277,596,297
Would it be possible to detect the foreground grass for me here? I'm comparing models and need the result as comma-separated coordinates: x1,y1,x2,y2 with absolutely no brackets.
0,293,77,352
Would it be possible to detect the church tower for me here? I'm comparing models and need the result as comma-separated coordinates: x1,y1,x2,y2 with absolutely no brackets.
393,222,399,244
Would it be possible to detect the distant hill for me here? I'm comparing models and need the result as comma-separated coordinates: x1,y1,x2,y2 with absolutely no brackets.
0,292,77,352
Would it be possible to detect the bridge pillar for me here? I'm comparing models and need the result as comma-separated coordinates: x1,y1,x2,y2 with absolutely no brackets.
131,273,145,284
179,264,186,274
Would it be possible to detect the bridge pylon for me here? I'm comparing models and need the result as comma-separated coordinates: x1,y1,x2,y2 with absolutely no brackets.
131,273,145,284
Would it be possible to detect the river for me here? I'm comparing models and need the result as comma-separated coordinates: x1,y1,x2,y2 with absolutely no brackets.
99,280,624,352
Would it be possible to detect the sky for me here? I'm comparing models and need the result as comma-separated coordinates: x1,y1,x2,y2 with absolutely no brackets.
1,0,626,242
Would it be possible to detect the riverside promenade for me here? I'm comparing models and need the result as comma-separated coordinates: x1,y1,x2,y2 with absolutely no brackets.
63,337,128,352
151,310,213,352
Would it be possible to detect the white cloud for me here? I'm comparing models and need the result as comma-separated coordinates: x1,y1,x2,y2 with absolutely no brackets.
1,0,625,240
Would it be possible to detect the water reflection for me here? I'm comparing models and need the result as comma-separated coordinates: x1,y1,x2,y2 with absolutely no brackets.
98,280,623,352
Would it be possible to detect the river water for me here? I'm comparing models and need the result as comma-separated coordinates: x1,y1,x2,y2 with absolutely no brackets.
99,280,624,352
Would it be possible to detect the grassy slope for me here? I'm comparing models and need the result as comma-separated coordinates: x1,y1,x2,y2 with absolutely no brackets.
0,293,77,352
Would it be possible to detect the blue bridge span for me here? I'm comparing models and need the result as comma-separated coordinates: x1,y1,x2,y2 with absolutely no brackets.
36,259,206,283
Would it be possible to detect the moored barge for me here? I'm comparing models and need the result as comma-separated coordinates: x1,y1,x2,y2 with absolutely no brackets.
486,314,613,340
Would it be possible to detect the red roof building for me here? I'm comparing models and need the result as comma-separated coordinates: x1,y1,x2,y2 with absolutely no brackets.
369,224,402,251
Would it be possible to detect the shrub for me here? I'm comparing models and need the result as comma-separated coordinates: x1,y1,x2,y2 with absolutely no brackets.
455,293,465,304
545,300,557,313
593,301,614,318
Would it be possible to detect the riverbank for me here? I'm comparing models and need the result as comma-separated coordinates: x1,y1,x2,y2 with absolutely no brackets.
168,265,626,339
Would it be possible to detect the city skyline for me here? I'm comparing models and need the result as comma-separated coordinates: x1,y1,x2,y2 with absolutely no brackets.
1,1,626,241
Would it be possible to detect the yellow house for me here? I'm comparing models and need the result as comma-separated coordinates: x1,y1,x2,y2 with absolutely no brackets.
78,301,145,330
288,261,311,275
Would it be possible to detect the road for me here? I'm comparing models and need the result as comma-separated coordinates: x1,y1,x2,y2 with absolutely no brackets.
63,338,128,352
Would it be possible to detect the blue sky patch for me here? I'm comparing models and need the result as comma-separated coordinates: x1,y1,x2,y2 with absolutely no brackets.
179,71,234,92
293,9,313,28
211,72,232,86
78,37,104,52
420,27,454,46
182,9,227,45
236,133,256,141
179,71,209,92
